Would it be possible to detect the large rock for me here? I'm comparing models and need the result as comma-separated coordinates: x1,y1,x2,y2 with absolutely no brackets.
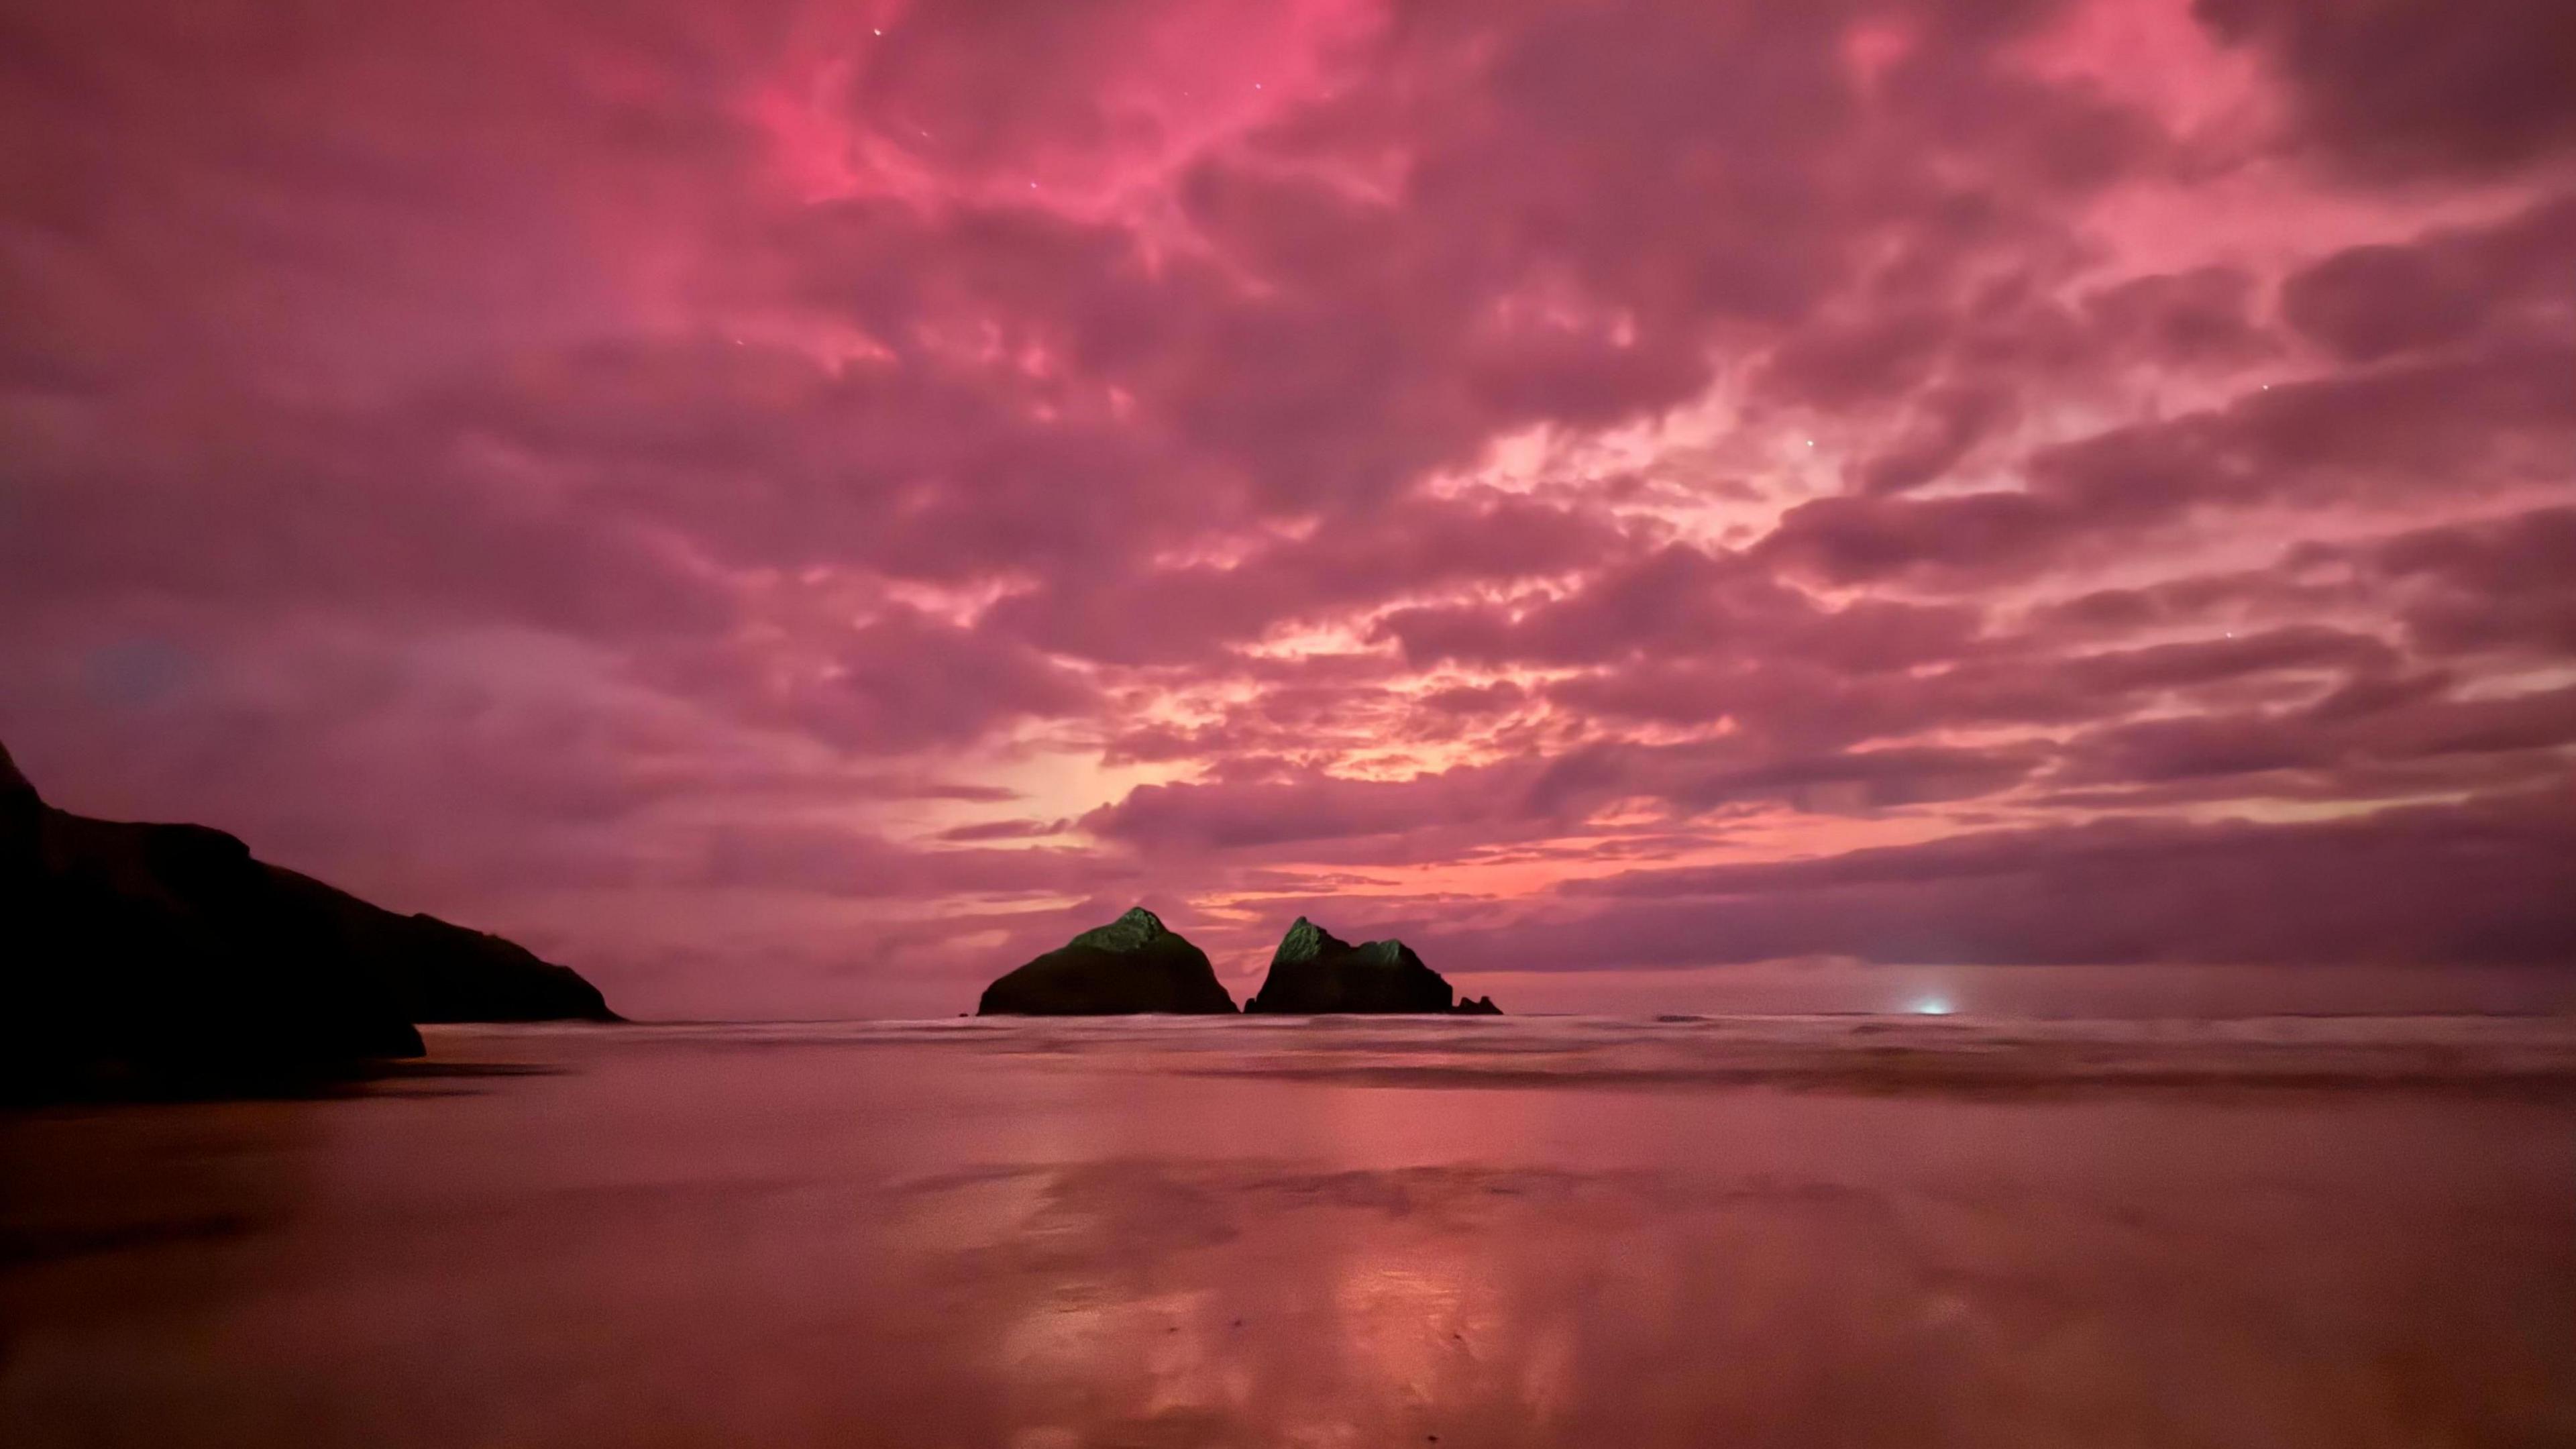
260,867,615,1023
0,740,614,1099
1,741,39,873
977,907,1238,1015
1244,916,1501,1015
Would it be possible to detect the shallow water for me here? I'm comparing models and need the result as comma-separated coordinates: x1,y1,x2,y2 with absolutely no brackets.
5,1015,2575,1447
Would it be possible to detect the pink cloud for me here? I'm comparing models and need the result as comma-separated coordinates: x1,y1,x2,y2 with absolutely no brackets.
3,0,2570,1014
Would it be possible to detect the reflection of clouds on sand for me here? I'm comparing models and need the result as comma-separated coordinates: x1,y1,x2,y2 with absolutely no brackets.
5,1020,2574,1446
948,1161,1529,1444
881,1157,2061,1444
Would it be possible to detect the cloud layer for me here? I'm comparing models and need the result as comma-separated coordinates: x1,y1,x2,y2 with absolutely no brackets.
3,0,2570,1015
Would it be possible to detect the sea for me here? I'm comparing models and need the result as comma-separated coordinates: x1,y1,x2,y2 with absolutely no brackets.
5,1012,2573,1447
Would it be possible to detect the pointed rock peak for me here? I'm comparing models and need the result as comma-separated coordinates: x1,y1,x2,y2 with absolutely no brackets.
1273,915,1350,966
1350,938,1415,969
1246,916,1472,1014
1066,905,1168,954
979,907,1235,1015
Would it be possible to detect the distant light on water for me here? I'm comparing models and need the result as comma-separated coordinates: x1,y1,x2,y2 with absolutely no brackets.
1910,996,1955,1016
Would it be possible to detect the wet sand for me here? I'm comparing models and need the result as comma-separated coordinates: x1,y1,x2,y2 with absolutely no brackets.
5,1015,2575,1447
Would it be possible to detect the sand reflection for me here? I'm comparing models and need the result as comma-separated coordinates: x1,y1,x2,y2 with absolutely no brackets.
5,1018,2574,1446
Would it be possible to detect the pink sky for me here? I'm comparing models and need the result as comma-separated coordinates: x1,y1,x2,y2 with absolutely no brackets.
3,0,2571,1018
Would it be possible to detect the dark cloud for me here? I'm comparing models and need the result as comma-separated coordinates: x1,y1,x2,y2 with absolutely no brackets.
1374,545,1988,672
2365,507,2576,657
1464,786,2576,969
2282,192,2576,362
1759,338,2576,587
2194,0,2576,176
2054,684,2576,790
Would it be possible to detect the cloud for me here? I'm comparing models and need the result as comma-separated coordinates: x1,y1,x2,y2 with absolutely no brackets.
1758,339,2576,587
2281,192,2576,363
644,604,1098,753
3,0,2571,1014
2054,684,2576,789
2193,0,2576,176
2364,506,2576,657
1468,786,2576,969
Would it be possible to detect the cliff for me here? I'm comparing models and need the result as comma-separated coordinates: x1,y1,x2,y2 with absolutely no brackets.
1,739,613,1098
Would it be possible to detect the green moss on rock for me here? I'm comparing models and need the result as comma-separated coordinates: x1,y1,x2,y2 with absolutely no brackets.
1245,916,1499,1015
976,907,1238,1015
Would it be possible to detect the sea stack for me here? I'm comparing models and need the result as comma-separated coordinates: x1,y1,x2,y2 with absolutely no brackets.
977,906,1238,1015
0,738,615,1099
1244,916,1501,1014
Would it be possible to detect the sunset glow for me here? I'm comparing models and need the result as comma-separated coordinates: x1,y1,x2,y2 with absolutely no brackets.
2,0,2570,1017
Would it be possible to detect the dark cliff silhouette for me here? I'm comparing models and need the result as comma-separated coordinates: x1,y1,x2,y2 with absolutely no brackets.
977,906,1238,1015
1,740,613,1098
1245,916,1500,1015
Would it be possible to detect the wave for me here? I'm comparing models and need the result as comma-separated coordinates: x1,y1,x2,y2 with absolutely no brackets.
430,1012,2576,1097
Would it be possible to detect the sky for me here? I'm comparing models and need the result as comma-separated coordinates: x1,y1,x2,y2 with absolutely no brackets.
3,0,2572,1019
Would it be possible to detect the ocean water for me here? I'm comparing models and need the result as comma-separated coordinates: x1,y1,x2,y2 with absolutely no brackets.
5,1014,2574,1447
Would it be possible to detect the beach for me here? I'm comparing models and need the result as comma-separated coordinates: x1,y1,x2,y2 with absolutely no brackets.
6,1015,2575,1447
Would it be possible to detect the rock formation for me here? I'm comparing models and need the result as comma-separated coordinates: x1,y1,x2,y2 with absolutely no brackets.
1244,916,1501,1014
977,906,1238,1015
260,867,614,1024
1,739,614,1098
